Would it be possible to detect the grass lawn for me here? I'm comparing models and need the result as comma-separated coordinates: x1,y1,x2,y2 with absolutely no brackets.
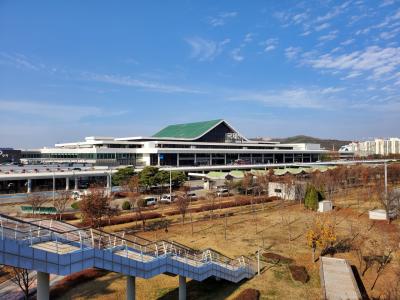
56,188,400,299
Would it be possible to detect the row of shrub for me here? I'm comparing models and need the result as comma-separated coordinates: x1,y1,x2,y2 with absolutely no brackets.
23,212,78,221
79,211,162,227
78,195,279,228
164,196,279,217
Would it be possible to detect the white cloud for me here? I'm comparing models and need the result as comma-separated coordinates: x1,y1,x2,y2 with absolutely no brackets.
261,38,278,52
228,87,344,109
244,33,254,43
292,13,308,24
303,46,400,81
186,37,230,61
315,23,330,31
380,0,395,7
231,48,244,61
341,39,355,46
318,31,338,41
0,100,126,122
207,11,238,27
285,47,302,60
316,1,351,22
0,52,44,71
85,73,202,94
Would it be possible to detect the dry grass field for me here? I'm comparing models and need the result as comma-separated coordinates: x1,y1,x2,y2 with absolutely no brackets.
54,186,400,300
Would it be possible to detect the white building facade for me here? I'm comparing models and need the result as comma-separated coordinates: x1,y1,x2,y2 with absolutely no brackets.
21,119,326,167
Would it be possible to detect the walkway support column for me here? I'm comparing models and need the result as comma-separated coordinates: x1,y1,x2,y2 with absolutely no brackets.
37,271,49,300
65,177,70,191
74,177,78,190
126,275,135,300
179,275,186,300
27,179,32,193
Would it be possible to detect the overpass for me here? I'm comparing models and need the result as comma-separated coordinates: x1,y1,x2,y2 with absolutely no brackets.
0,168,116,193
0,159,395,195
0,214,256,300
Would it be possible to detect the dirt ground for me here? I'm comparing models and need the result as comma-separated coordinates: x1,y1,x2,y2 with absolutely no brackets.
54,187,400,300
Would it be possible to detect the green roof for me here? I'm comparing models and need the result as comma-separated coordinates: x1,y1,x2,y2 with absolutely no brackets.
153,119,223,139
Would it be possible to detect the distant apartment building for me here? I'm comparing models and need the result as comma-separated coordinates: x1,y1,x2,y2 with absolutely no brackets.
339,138,400,157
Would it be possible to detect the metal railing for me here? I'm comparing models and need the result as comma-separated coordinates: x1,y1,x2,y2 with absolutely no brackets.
0,214,256,276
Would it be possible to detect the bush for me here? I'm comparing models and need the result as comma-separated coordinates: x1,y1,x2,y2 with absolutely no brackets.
47,268,107,299
262,252,294,265
71,202,80,210
288,265,309,283
122,201,131,210
233,288,260,300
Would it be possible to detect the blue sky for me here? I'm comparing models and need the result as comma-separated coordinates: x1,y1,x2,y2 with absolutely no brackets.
1,0,400,148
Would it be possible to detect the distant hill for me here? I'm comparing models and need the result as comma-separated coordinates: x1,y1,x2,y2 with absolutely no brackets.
269,135,351,150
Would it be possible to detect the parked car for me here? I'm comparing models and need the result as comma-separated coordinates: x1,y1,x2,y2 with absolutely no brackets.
71,191,84,201
217,188,229,197
160,194,176,204
143,196,157,206
188,192,198,201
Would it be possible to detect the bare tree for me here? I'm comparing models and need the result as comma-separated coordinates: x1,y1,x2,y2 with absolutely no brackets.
26,194,47,215
54,190,70,220
176,186,190,224
241,173,254,195
379,187,400,223
80,186,112,228
11,268,35,300
207,191,217,220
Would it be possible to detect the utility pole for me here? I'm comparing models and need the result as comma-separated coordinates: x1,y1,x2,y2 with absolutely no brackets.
257,248,260,275
52,171,55,205
169,169,172,196
384,161,388,197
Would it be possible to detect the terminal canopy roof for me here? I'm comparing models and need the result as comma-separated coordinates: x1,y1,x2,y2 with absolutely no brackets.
152,119,248,143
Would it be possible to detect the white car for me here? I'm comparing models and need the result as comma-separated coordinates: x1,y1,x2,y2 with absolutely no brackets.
143,196,157,206
160,194,175,204
217,188,229,197
71,191,84,201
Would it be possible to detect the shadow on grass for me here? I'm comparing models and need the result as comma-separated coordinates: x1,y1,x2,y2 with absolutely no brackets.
351,265,370,300
158,277,246,300
53,272,121,300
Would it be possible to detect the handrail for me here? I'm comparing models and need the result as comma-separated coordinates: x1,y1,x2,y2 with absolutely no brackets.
0,214,256,271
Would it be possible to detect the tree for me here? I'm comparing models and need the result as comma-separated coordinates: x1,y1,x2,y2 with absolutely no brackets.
80,186,112,228
11,268,35,300
306,217,336,262
138,166,160,190
26,193,47,215
170,171,186,187
224,174,237,194
112,167,135,186
54,190,70,220
135,198,147,229
379,187,400,222
176,186,190,224
241,173,254,195
304,185,324,211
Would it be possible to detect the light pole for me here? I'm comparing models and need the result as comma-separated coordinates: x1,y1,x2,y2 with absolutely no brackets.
52,170,55,205
169,169,172,196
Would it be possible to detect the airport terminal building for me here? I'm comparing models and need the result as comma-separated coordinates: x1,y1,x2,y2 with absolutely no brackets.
21,119,326,167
